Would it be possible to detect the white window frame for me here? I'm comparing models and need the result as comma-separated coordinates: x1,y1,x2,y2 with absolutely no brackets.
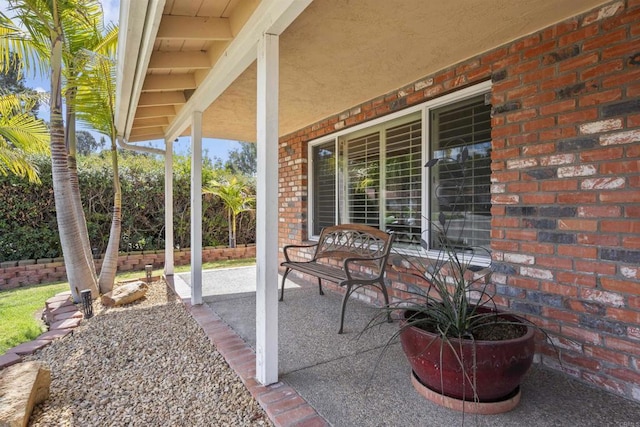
307,81,492,265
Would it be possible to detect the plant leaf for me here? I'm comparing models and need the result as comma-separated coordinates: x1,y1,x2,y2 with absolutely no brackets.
439,211,446,227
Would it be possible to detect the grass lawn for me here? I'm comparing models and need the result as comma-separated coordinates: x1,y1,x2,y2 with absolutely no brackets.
0,258,256,355
0,282,68,355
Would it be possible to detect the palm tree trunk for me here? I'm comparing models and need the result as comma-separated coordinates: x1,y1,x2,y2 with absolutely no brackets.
98,139,122,294
231,211,237,248
49,25,98,302
65,89,96,279
228,209,234,248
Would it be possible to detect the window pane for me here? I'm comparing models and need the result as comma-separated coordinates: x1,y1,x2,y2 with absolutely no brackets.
385,119,422,245
312,142,336,235
430,95,492,251
346,132,380,227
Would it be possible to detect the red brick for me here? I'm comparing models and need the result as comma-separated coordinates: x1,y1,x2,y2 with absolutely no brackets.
523,40,557,59
507,275,540,290
600,191,640,204
602,38,640,60
505,229,537,241
580,147,624,162
522,193,556,204
522,143,556,156
557,244,597,259
543,307,579,323
507,181,538,193
574,260,616,275
542,20,578,40
578,88,622,107
601,220,640,233
601,277,638,294
577,233,619,246
536,256,573,270
541,73,577,91
557,272,596,287
520,242,555,255
506,132,539,146
558,24,599,46
602,69,640,88
541,281,578,297
522,91,557,108
606,368,640,385
506,108,537,123
561,325,601,345
606,336,640,354
541,179,578,191
581,373,627,396
272,405,317,426
606,307,640,324
557,192,596,204
601,160,639,175
557,108,598,125
558,52,599,73
623,236,640,249
562,352,602,371
557,219,598,232
583,28,627,51
523,117,556,132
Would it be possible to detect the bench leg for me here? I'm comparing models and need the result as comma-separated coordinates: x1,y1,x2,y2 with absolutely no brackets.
280,268,291,302
338,284,353,334
379,280,392,323
318,277,324,296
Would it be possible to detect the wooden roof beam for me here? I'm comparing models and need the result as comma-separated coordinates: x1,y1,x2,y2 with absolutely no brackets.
135,105,177,119
138,91,186,107
129,126,166,139
132,117,170,128
157,16,232,41
142,74,196,92
148,51,212,70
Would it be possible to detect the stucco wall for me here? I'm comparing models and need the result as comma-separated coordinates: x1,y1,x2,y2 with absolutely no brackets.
278,0,640,401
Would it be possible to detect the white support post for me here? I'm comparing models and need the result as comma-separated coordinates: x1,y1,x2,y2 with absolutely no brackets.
191,112,203,305
255,32,279,386
164,138,174,276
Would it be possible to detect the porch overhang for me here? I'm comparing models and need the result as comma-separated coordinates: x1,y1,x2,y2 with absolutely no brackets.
115,0,609,145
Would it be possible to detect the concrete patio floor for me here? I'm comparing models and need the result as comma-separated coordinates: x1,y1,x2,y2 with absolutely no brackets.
176,266,640,426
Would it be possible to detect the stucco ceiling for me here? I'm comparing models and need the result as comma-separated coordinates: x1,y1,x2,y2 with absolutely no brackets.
125,0,609,143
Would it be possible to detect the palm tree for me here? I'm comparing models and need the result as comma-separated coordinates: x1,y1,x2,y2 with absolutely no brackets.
75,41,120,294
0,0,103,301
63,16,117,278
0,91,49,183
203,176,255,248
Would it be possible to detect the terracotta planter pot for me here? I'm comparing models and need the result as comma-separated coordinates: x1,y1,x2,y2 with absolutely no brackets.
399,309,535,402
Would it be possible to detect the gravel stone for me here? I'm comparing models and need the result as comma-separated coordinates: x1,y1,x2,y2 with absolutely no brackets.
25,280,271,426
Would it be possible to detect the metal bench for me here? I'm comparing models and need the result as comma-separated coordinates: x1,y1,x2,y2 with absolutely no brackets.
280,224,395,333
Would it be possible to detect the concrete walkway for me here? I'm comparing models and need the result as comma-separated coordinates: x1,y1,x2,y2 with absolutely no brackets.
175,266,640,427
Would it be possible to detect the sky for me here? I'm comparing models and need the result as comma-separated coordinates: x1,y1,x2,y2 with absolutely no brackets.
0,0,241,162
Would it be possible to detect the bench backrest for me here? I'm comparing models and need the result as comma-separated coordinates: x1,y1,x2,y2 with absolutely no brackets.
314,224,395,270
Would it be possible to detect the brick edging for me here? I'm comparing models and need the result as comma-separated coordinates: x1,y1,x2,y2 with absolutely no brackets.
180,299,329,427
0,291,81,370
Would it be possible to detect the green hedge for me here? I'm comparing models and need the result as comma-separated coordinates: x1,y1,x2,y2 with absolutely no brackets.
0,152,256,262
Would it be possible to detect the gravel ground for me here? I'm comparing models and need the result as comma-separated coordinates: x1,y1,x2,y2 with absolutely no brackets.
25,280,271,426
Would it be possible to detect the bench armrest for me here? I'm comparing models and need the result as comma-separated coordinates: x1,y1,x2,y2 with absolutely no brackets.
283,243,319,262
343,254,388,281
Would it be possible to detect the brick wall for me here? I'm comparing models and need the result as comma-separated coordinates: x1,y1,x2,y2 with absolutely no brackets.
0,245,256,290
278,0,640,401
